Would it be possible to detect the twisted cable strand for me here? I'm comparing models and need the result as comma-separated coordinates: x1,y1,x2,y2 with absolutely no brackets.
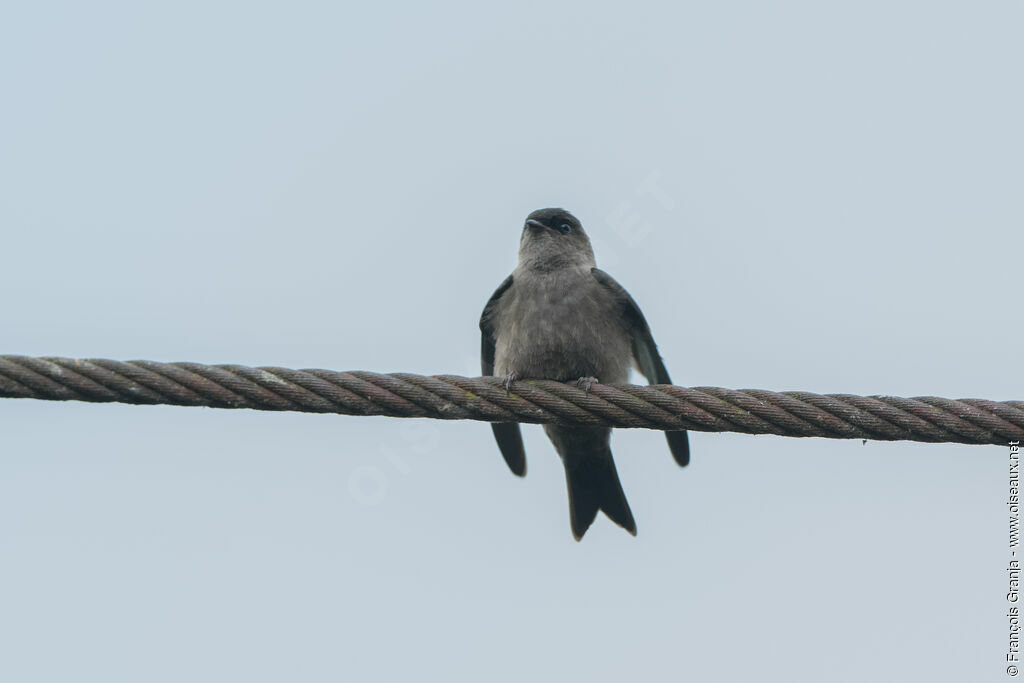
0,355,1020,446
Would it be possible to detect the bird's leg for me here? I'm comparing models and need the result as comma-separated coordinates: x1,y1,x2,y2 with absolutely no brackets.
576,376,599,394
503,370,519,394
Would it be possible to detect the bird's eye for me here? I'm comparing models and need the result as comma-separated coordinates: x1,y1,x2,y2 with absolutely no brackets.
558,223,573,234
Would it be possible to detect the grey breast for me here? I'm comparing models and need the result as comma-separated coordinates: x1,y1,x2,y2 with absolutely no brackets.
494,268,632,383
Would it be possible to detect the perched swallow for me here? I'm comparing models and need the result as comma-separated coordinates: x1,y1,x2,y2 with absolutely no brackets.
480,208,689,539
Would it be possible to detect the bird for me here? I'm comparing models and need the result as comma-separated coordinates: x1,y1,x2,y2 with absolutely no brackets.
479,207,689,540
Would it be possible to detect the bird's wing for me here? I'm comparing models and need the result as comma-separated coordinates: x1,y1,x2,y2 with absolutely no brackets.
480,274,526,476
591,267,690,467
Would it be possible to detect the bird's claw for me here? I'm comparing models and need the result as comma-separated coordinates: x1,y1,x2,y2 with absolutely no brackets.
576,376,599,394
503,371,519,394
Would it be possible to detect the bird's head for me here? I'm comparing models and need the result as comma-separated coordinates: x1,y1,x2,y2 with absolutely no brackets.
518,208,595,272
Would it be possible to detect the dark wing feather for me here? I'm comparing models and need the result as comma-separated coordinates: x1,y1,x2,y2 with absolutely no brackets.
591,268,690,467
480,274,526,476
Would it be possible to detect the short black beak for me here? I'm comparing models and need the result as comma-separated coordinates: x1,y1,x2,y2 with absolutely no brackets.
524,219,546,231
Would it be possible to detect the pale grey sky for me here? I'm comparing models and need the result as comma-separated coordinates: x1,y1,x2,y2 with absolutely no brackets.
1,2,1021,681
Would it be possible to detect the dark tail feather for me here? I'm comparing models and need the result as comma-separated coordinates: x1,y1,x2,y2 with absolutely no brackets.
563,454,636,541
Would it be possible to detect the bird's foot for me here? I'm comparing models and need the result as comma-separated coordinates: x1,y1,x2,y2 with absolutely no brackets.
503,371,519,394
576,376,599,394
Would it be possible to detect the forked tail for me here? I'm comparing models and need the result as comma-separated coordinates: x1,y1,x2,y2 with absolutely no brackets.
562,449,636,541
